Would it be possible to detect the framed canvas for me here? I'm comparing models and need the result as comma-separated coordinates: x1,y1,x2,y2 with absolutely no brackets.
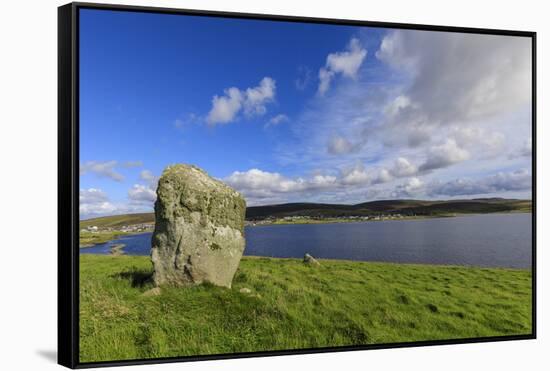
58,2,536,368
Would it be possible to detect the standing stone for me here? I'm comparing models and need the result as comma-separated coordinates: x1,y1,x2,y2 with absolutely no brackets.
151,164,246,288
303,253,321,266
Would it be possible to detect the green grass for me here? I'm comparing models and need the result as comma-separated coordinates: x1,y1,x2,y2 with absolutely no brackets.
79,255,532,363
79,231,130,247
80,213,154,229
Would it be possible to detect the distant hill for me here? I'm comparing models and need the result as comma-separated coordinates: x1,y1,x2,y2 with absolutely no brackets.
80,212,155,229
80,198,531,227
246,198,532,220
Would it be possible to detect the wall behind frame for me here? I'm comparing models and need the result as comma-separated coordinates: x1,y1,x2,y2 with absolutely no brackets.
0,0,546,370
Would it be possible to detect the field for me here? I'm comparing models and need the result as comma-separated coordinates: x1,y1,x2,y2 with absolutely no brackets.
80,213,154,229
79,254,532,363
80,231,130,247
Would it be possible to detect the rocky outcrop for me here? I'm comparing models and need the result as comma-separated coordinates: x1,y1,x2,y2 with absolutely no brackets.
151,164,246,288
303,253,321,266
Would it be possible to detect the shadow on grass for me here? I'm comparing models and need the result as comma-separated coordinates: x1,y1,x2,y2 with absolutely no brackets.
113,269,153,288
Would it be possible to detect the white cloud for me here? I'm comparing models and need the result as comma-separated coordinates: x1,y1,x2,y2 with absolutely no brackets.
384,95,413,119
128,184,157,204
80,170,160,218
206,87,243,125
389,157,418,178
420,139,470,171
451,126,505,156
80,161,125,182
429,169,531,196
79,188,117,217
223,162,531,205
225,168,338,204
140,170,155,182
392,177,424,197
377,30,531,131
206,77,276,125
265,114,289,128
225,169,304,193
243,77,276,116
122,161,143,168
318,38,367,95
129,170,160,206
374,168,393,184
341,157,419,186
327,135,359,155
80,188,108,204
340,163,371,186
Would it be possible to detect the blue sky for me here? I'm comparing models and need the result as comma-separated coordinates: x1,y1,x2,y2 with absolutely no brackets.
79,8,532,219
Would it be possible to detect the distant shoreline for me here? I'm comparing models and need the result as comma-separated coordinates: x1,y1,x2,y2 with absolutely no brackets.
79,212,532,250
245,211,532,227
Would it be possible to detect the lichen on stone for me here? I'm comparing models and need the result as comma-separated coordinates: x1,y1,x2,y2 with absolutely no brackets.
151,164,246,288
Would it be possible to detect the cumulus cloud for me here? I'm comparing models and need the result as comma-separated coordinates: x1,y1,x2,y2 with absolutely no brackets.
338,157,419,187
318,38,367,95
224,168,337,204
206,87,243,125
80,170,160,218
80,161,125,182
419,139,470,172
128,184,156,204
340,163,371,186
79,188,117,217
206,77,276,125
429,169,531,196
390,157,418,178
129,169,160,206
392,177,425,198
226,156,421,203
225,168,330,194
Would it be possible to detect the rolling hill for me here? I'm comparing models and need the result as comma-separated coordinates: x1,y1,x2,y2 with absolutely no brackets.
246,198,531,220
80,212,155,229
80,198,531,228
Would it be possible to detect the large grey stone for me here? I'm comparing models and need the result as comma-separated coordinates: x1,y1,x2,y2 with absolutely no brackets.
303,253,321,266
151,164,246,288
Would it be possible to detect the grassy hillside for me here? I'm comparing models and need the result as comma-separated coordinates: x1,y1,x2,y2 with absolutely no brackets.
80,199,531,228
80,255,532,363
80,213,155,229
246,198,532,220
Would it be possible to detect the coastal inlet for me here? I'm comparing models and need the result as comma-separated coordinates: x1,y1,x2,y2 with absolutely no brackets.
81,213,532,269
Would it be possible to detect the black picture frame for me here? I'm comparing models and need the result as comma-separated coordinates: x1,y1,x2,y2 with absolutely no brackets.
58,2,537,369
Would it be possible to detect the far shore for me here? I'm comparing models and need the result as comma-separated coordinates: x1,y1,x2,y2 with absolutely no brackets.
246,210,532,227
79,211,532,248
